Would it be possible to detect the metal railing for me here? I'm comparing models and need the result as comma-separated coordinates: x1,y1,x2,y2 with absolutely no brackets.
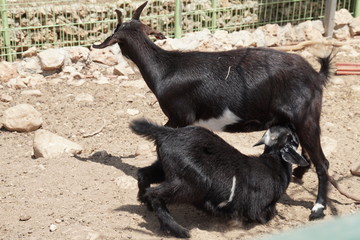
0,0,356,61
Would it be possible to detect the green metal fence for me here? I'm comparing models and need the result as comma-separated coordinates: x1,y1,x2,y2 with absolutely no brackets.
0,0,356,62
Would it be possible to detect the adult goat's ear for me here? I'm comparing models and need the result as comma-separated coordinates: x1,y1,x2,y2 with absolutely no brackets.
280,145,309,167
142,25,167,40
92,35,118,49
132,1,148,20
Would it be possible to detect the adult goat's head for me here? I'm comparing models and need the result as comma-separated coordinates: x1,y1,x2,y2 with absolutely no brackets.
92,1,165,49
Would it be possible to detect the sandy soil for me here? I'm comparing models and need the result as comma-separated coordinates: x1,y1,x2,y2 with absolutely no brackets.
0,51,360,240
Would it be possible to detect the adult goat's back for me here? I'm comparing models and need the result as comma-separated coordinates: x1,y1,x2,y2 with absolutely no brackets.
93,1,332,220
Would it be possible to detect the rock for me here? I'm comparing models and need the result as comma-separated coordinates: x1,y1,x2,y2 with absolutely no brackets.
252,28,266,47
19,57,42,74
321,136,337,157
2,104,43,132
119,79,146,89
0,61,18,83
113,64,135,76
19,215,31,221
230,30,255,47
0,94,13,102
33,129,83,158
126,108,140,116
93,76,109,84
65,46,90,63
135,142,152,156
49,224,57,232
75,93,94,102
67,79,86,86
22,47,37,58
20,89,43,96
89,47,118,66
351,85,360,92
115,175,137,189
350,162,360,177
62,225,105,240
38,48,67,71
350,17,360,36
334,8,353,26
330,77,345,85
166,36,200,51
334,24,351,40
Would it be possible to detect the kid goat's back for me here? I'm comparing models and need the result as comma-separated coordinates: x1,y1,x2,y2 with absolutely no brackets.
130,119,309,238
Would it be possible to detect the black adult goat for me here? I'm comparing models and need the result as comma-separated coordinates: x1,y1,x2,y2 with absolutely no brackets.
130,119,309,238
93,1,332,219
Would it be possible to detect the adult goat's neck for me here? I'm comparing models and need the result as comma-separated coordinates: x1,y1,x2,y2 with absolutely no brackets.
119,35,170,94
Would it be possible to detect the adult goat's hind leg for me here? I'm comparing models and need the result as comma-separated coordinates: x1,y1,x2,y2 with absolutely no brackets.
297,121,329,220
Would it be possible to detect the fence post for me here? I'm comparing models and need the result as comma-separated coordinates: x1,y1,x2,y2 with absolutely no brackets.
324,0,336,38
355,0,360,17
211,0,217,32
174,0,182,38
1,0,13,61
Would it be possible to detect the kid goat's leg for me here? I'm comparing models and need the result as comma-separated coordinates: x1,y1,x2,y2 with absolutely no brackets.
145,182,190,238
137,161,165,207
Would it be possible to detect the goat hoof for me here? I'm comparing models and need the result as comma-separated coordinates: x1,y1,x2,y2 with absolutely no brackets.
309,209,325,221
161,225,190,238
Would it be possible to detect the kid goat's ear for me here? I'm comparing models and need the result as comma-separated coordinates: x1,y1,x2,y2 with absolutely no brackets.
280,144,309,167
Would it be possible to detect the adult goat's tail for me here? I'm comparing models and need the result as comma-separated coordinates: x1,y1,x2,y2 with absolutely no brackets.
129,119,172,142
317,52,333,87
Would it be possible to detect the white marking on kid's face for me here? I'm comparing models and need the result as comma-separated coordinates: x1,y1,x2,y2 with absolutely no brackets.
312,203,325,212
194,108,241,131
218,176,236,208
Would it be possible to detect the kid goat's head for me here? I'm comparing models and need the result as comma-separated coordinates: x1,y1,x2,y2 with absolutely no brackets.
92,1,165,49
254,126,309,167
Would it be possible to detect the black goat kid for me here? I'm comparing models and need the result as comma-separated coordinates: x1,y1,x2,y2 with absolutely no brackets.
130,119,309,238
93,1,332,219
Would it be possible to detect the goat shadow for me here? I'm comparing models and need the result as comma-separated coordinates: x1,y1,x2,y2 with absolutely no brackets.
115,203,260,237
74,151,139,179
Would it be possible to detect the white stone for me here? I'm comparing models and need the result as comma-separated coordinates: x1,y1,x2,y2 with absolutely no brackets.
19,57,42,74
0,61,18,83
334,8,353,25
321,136,337,157
350,17,360,36
330,77,345,85
75,93,94,102
38,48,67,71
126,108,140,116
351,85,360,92
33,129,83,158
93,76,109,85
90,47,118,66
334,24,351,40
113,65,135,76
252,28,266,47
2,104,43,132
22,47,37,58
119,80,146,89
115,175,137,189
351,162,360,177
135,142,152,156
61,225,104,240
64,46,90,63
20,89,43,96
0,94,13,102
49,224,57,232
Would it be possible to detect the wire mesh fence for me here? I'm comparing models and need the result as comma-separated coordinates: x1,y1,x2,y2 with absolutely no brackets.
0,0,356,61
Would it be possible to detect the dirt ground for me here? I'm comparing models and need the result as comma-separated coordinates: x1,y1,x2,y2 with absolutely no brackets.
0,49,360,240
